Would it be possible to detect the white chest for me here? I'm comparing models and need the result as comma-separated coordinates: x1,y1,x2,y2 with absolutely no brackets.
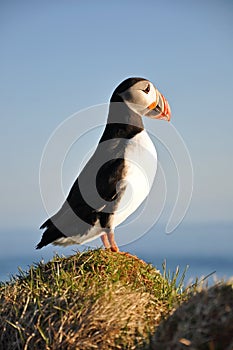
113,130,157,227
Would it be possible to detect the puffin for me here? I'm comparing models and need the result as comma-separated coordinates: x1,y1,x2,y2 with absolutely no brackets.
37,77,171,252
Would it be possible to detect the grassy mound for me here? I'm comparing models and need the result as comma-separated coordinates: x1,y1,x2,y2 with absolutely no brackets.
150,281,233,349
0,249,187,350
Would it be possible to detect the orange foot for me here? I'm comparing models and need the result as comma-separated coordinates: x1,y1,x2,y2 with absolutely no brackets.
110,245,119,252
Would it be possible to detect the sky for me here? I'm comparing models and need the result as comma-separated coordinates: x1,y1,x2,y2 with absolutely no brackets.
0,1,233,274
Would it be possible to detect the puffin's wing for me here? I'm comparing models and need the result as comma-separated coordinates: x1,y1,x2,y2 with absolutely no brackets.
37,140,126,248
66,137,126,210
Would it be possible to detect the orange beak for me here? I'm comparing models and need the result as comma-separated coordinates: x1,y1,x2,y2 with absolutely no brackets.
148,92,171,121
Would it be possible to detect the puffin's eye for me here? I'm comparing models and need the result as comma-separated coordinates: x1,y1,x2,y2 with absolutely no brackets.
143,84,150,94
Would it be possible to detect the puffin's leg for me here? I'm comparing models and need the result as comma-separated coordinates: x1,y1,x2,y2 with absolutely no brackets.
107,232,119,252
101,233,111,249
102,232,145,263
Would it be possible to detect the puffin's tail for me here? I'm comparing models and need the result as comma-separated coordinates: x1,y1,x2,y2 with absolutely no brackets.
36,220,66,249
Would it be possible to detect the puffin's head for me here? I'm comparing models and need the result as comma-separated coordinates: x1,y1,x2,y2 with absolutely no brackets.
111,77,171,121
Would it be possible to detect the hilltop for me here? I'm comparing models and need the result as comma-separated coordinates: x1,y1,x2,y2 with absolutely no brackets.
0,249,232,349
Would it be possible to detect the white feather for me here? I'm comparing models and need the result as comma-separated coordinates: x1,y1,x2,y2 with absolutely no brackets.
111,130,157,227
53,220,104,246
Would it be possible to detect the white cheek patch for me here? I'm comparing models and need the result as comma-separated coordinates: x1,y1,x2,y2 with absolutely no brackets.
146,86,158,107
119,83,158,115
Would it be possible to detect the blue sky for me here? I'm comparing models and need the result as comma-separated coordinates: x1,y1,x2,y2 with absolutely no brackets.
0,0,233,240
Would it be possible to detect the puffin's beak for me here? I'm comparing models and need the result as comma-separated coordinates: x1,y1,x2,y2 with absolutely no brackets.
147,91,171,121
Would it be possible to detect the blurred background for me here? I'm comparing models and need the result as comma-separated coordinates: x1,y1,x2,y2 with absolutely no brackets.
1,0,233,283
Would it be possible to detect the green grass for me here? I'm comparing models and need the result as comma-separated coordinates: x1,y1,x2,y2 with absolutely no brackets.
0,249,190,349
0,249,232,349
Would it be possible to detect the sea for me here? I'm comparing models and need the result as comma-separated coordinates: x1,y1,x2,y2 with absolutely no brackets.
0,222,232,286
